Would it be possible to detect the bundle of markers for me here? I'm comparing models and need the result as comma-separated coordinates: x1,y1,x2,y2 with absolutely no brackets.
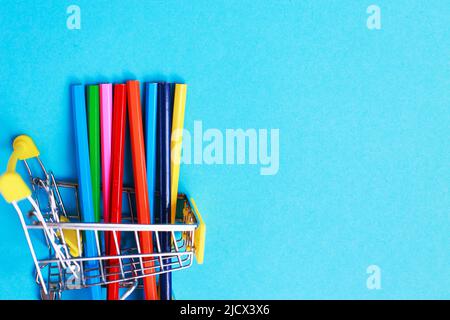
71,81,187,300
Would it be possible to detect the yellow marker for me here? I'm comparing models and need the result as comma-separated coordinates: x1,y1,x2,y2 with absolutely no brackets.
170,84,187,223
190,198,205,264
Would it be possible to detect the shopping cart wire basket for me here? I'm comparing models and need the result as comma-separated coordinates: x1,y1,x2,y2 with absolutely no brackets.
0,135,206,300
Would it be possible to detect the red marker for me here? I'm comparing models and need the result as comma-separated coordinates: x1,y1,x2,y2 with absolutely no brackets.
127,80,158,300
107,84,127,300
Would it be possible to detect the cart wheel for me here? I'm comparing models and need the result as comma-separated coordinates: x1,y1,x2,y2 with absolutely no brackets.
40,289,57,300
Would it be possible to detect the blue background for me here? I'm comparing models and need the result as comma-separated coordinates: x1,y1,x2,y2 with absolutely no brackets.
0,0,449,299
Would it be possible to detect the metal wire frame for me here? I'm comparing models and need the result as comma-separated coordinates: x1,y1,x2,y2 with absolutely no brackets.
13,157,200,299
32,222,195,290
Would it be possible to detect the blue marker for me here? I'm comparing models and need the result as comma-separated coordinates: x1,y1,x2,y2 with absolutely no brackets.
71,84,102,300
145,83,158,224
158,82,172,300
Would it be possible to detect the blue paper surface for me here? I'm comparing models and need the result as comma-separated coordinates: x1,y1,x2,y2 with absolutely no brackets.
0,1,448,299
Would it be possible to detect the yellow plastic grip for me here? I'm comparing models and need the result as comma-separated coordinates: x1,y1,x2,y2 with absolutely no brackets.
7,135,40,172
0,135,38,203
57,216,82,257
190,198,206,264
0,172,31,203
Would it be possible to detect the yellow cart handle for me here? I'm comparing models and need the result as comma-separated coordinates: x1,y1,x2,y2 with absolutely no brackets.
0,135,39,203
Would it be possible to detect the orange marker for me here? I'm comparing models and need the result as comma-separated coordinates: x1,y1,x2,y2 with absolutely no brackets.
127,80,158,300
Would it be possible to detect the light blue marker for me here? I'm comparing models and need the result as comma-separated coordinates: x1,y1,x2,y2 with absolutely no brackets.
71,84,103,300
145,83,158,224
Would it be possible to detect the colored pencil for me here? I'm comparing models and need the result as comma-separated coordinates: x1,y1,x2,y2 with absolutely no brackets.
86,85,101,223
158,82,172,300
100,83,112,225
170,84,187,223
127,80,158,300
145,83,158,224
107,84,127,300
71,84,102,300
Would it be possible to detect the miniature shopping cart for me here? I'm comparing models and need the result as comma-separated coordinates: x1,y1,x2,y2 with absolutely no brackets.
0,135,206,300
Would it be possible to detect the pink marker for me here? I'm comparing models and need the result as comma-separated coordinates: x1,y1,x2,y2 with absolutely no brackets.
100,83,113,224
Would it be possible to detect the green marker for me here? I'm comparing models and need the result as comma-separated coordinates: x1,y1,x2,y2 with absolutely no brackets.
87,85,101,222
